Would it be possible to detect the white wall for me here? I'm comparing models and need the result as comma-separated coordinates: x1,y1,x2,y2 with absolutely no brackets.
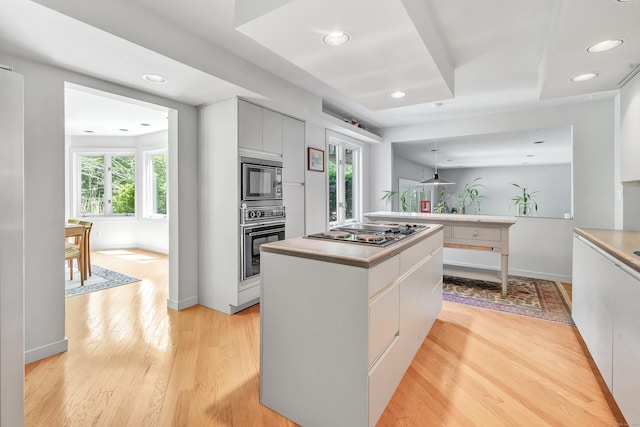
375,99,617,282
304,123,328,235
442,164,572,218
1,52,197,363
620,68,640,229
0,68,25,427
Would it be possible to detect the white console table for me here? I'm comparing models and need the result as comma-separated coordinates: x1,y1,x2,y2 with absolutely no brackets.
365,212,516,295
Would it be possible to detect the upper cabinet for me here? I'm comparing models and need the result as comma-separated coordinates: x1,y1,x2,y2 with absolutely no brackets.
620,72,640,183
282,116,305,183
238,99,284,156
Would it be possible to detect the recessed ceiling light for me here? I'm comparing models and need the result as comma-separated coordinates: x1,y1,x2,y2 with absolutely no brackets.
389,91,407,99
142,73,168,84
84,130,94,133
587,39,623,53
571,72,599,82
322,31,351,47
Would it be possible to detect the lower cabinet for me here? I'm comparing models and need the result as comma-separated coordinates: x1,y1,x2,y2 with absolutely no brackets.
573,235,640,425
260,230,443,427
612,261,640,424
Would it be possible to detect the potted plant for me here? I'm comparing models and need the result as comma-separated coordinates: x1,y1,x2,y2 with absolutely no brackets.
511,183,538,216
455,177,485,214
433,187,451,213
381,190,409,212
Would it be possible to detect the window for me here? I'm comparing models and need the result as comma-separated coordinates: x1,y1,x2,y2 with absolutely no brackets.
328,137,361,226
78,153,136,216
144,150,168,217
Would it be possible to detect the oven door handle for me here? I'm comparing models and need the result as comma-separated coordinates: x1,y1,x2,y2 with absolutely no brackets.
248,227,285,238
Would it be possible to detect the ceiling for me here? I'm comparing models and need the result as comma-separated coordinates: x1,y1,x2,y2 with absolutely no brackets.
1,0,638,141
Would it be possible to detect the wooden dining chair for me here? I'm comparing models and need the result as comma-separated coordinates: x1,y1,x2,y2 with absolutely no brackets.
65,225,84,286
77,220,93,277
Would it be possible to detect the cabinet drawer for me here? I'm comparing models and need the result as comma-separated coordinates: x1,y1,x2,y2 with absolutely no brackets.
368,255,399,298
369,284,399,366
400,235,434,275
453,226,501,242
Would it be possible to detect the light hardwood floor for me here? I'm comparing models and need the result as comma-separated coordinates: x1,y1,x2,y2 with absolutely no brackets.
25,249,625,426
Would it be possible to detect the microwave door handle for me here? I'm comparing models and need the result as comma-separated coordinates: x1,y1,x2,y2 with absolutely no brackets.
248,228,285,237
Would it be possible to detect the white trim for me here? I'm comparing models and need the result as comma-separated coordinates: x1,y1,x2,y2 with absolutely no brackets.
24,338,68,364
167,296,198,311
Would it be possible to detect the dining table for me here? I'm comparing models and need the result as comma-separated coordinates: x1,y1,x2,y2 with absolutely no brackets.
65,223,87,280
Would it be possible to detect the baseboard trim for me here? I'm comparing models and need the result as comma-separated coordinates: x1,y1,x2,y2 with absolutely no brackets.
167,295,198,311
25,337,68,364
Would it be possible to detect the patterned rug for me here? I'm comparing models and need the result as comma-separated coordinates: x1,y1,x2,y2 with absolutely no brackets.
443,275,574,325
65,265,140,297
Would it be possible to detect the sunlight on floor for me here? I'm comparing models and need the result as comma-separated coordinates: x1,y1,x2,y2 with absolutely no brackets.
97,250,160,263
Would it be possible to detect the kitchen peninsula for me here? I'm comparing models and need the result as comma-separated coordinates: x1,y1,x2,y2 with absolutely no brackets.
366,211,516,295
259,224,444,427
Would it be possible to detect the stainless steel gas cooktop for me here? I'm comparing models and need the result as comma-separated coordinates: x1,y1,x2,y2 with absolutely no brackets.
305,223,427,247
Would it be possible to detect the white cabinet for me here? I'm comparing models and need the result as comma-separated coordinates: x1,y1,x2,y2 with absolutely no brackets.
573,234,640,425
262,108,283,155
572,236,614,389
260,229,444,427
238,99,262,152
238,99,283,155
612,262,640,425
283,183,304,239
282,115,305,183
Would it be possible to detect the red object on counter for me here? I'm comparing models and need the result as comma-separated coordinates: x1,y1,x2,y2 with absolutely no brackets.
420,200,431,213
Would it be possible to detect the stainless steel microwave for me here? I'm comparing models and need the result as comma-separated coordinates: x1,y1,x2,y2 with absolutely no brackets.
240,156,283,202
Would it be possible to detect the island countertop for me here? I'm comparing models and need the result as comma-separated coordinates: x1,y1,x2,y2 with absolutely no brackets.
365,211,517,225
574,228,640,274
260,224,443,269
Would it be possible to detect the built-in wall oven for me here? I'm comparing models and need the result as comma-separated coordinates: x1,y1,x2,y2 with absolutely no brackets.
240,156,282,204
240,205,286,281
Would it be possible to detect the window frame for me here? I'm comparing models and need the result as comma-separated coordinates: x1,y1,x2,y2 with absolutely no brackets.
142,148,168,219
327,132,362,228
72,149,137,218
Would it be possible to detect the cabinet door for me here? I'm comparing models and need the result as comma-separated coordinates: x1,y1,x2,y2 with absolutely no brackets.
282,116,305,183
283,183,304,238
612,263,640,425
238,100,262,151
572,237,614,390
419,247,443,340
262,108,283,155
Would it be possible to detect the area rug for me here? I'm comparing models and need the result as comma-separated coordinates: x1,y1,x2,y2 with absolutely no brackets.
65,265,140,297
443,275,574,325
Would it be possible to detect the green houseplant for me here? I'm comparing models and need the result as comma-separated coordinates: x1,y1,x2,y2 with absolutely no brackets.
511,183,538,216
455,177,485,214
381,190,409,212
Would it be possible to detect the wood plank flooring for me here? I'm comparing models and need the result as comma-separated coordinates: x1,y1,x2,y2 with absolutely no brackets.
25,249,625,426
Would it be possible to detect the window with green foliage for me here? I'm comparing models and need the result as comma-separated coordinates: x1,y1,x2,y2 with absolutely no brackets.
328,141,359,226
145,150,167,216
78,153,135,216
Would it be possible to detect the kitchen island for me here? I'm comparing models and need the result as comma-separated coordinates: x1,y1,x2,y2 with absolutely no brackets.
365,211,516,295
259,224,444,427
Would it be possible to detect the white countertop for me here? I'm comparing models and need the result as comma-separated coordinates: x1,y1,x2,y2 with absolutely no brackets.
260,224,443,268
365,211,517,225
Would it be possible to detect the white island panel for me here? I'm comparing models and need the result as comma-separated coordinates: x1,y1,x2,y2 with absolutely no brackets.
260,226,443,426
